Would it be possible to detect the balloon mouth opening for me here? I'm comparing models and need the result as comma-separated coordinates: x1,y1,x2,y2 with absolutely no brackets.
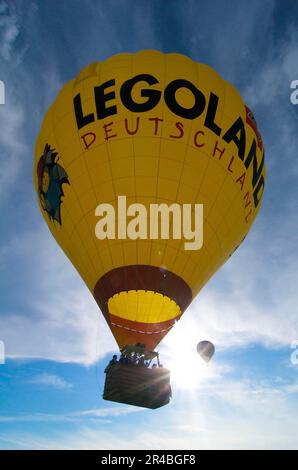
93,264,192,350
108,290,181,324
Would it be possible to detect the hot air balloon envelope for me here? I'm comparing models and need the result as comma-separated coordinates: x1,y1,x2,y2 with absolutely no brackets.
34,50,265,354
197,341,215,362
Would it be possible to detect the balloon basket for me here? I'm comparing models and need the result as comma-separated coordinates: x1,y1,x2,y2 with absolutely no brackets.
103,363,171,409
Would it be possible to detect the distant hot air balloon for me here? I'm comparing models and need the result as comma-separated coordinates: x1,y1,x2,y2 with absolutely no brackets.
33,51,265,406
197,341,215,363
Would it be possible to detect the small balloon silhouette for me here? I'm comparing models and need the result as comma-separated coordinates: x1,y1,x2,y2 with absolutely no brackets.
197,341,215,363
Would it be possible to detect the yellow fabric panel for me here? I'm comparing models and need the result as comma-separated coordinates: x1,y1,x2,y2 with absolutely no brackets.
108,290,181,324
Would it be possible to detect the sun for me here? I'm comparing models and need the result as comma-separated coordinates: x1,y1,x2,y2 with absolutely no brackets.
166,346,210,390
161,321,214,391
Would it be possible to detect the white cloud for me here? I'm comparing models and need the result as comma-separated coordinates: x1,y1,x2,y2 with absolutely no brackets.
0,2,19,61
284,381,298,394
77,406,143,418
0,3,28,202
0,101,26,199
243,27,298,177
28,373,73,390
0,405,142,425
244,31,298,107
187,0,276,80
0,225,116,365
0,3,29,201
1,375,298,449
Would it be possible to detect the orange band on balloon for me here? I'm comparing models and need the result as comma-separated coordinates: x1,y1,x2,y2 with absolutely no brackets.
109,313,181,351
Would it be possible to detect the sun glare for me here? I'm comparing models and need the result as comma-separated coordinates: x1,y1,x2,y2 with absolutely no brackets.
166,347,210,390
160,319,215,391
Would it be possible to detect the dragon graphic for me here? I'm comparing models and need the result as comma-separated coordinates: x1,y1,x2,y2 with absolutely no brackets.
36,143,69,224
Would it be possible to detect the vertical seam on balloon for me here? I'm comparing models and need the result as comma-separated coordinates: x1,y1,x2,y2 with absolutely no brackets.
145,53,166,327
154,53,176,327
165,58,201,285
155,53,169,328
182,82,227,275
126,55,136,321
49,81,97,284
182,71,209,281
69,72,104,282
206,81,247,267
81,70,110,273
214,82,256,255
84,64,118,276
154,54,193,326
131,53,139,325
208,78,230,256
181,66,227,285
94,63,120,275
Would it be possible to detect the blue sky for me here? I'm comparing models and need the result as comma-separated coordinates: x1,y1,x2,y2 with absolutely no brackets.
0,0,298,450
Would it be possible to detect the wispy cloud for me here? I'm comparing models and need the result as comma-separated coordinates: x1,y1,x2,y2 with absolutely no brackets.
284,381,298,394
1,369,298,449
0,2,29,201
77,406,143,418
0,226,115,364
0,100,26,199
28,373,73,390
0,1,19,61
0,405,143,424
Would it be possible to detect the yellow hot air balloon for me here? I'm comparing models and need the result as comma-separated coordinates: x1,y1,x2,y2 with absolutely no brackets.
33,50,265,355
